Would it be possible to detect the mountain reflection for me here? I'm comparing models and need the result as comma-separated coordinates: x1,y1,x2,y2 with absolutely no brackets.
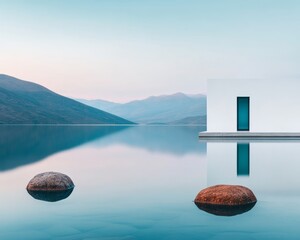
93,126,206,155
0,125,205,172
0,125,128,171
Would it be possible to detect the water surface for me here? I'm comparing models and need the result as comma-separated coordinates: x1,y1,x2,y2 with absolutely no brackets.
0,126,299,239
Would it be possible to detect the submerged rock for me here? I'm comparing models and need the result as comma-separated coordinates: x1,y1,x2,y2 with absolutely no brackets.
26,172,74,191
27,188,74,202
194,201,256,216
194,185,257,216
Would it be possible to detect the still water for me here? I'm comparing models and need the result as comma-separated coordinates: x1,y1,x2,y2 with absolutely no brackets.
0,125,299,239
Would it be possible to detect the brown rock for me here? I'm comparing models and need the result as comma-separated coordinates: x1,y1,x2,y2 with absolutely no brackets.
194,184,256,206
26,172,74,191
194,185,257,216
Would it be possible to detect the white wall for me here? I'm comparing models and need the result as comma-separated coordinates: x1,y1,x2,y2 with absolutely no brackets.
207,79,300,132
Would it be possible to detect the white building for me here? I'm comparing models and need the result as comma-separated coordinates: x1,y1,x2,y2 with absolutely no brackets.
200,79,300,137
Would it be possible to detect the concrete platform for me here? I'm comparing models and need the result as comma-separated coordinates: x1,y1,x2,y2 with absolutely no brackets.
199,131,300,140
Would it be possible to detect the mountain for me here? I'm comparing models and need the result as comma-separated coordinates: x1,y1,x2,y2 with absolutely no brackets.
0,74,133,124
76,98,121,110
167,115,206,125
76,92,206,124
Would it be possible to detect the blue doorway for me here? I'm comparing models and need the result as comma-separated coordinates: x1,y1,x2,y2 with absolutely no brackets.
237,97,250,131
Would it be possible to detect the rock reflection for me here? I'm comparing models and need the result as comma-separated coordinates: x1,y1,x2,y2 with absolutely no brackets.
27,188,74,202
194,202,256,216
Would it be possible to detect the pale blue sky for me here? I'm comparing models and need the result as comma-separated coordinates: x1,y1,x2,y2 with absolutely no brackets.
0,0,300,101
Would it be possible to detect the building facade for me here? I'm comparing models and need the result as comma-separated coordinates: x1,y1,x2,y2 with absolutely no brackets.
207,79,300,133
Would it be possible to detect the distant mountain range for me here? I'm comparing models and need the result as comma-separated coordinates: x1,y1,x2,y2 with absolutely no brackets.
77,92,206,125
168,115,206,125
0,74,206,125
0,74,133,124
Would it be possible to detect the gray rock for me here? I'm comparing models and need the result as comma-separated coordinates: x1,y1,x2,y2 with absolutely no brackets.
26,172,74,191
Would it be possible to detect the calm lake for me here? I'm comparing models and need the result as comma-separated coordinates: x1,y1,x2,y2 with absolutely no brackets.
1,125,299,239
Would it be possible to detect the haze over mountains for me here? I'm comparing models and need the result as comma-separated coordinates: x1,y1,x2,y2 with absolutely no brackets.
0,74,132,124
77,93,206,125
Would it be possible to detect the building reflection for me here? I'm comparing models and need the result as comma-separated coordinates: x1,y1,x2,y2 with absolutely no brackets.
237,143,250,176
205,140,300,191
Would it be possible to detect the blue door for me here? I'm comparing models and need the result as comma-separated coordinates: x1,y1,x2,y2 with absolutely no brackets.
237,97,249,131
